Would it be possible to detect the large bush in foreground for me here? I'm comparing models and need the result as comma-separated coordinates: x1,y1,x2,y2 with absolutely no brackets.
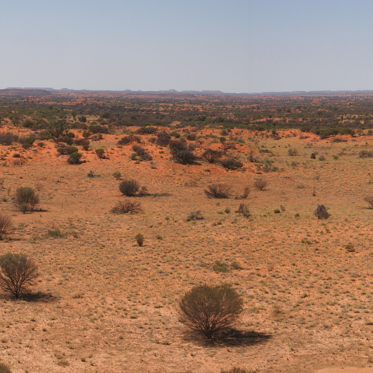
0,253,38,299
178,284,243,339
14,187,40,213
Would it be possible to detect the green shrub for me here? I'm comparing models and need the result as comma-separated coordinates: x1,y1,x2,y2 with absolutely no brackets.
178,284,243,339
213,260,228,273
95,148,106,158
112,171,121,179
48,229,62,238
67,152,82,164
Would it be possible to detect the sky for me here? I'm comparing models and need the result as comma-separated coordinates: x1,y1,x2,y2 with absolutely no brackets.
1,0,373,93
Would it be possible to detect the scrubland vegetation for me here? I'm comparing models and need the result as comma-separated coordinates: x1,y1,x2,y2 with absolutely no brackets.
1,92,373,372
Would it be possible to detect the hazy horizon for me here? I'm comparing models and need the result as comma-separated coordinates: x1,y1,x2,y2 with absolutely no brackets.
2,0,373,93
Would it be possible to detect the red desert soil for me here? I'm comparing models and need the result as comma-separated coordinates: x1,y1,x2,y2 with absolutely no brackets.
1,127,373,372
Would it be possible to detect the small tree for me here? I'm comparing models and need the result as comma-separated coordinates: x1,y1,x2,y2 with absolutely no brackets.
178,284,243,339
14,187,39,213
0,214,13,240
0,253,38,299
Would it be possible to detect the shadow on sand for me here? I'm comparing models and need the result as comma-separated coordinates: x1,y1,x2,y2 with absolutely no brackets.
183,328,272,347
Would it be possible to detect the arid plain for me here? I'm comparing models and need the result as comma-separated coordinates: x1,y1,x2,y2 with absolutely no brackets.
1,95,373,372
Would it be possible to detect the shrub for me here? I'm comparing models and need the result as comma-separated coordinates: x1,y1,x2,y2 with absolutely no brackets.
178,284,244,339
238,203,250,217
169,140,187,152
67,152,82,164
132,145,152,161
113,171,121,179
95,148,106,158
253,179,267,191
221,158,243,170
187,211,204,221
0,253,38,299
221,368,251,373
48,228,62,238
205,184,231,199
314,204,330,219
318,155,326,161
57,136,74,145
135,233,144,247
213,260,229,273
359,150,373,158
119,180,141,196
90,124,108,134
288,148,298,156
202,149,223,163
0,214,13,240
0,132,19,145
117,135,140,145
14,187,39,213
57,146,78,155
172,149,197,164
156,131,171,146
364,196,373,208
0,362,11,373
110,200,142,214
136,126,157,134
235,187,250,199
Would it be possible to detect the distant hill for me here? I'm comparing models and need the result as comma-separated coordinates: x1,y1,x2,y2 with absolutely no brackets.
0,89,52,96
3,87,373,97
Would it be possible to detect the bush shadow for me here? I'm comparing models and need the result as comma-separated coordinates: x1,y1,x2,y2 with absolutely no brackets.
0,291,58,303
183,328,272,347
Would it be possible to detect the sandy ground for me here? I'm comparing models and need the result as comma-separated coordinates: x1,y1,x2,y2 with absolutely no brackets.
1,127,373,372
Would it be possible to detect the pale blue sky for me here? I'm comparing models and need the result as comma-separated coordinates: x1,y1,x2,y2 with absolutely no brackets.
1,0,373,93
